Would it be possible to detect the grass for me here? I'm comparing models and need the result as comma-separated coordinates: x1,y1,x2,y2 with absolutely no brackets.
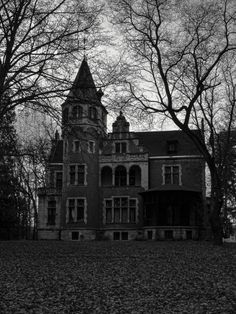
0,241,235,313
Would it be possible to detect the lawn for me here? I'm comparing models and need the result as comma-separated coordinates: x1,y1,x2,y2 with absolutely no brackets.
0,241,235,313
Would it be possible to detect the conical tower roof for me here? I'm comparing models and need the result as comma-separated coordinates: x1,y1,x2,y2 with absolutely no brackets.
67,58,101,103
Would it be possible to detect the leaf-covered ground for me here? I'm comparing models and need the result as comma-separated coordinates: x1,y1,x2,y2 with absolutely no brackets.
0,241,235,313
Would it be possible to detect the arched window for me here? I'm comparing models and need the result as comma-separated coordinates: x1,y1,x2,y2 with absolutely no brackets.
72,106,83,119
89,107,97,120
115,166,127,186
101,166,112,186
129,165,141,186
62,108,69,124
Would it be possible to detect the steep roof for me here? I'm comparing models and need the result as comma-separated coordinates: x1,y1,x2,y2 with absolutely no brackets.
67,58,101,104
135,130,202,157
48,140,63,163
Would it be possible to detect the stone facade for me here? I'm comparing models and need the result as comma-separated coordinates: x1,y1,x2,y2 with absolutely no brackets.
37,58,206,241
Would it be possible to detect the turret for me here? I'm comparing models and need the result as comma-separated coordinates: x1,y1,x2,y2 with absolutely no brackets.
61,58,107,136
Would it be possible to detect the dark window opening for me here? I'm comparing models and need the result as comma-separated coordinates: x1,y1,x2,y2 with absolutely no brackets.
129,199,136,223
147,230,153,240
73,140,80,152
69,165,76,185
88,141,95,153
105,201,112,223
186,230,192,240
77,199,84,221
77,165,85,185
47,200,56,225
113,232,120,240
72,106,83,119
115,142,127,153
115,166,127,186
68,199,75,222
89,107,97,120
121,232,128,240
72,231,79,240
165,230,173,239
56,172,62,189
167,140,178,154
129,165,141,186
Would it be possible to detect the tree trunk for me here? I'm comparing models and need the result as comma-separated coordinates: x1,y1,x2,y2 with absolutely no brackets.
210,208,223,245
210,171,223,245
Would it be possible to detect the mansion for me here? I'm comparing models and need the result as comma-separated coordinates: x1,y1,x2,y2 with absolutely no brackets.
38,58,206,241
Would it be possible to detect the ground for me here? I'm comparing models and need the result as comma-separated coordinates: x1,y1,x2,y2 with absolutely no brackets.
0,241,235,313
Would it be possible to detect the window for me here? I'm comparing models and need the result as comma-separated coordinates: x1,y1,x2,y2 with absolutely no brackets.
121,232,128,240
129,165,141,186
89,107,97,120
113,232,128,241
73,140,80,152
67,198,86,223
129,199,137,223
77,165,85,185
68,199,75,222
165,230,173,239
113,232,120,240
147,230,153,240
105,197,137,224
72,232,79,240
47,200,56,225
105,200,112,223
77,199,85,221
55,172,63,189
115,166,127,186
72,106,83,119
115,142,127,153
186,230,192,240
69,165,76,185
88,141,95,153
69,164,86,185
163,165,181,185
167,140,178,154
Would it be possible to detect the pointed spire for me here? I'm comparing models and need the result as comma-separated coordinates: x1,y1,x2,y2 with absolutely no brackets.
67,58,100,103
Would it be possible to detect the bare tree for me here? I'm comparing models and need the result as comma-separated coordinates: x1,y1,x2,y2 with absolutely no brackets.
0,0,104,120
109,0,236,244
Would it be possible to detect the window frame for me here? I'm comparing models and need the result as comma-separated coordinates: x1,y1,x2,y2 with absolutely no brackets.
115,142,127,154
68,164,87,186
47,199,56,225
104,197,138,224
88,140,95,153
73,140,81,153
55,171,63,189
89,107,97,120
66,197,87,223
115,166,127,186
72,105,83,119
167,140,178,154
163,164,182,185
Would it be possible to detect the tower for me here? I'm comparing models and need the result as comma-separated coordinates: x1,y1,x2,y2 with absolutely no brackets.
61,58,107,240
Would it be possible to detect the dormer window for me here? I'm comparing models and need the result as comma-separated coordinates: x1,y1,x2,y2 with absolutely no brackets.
72,106,83,119
115,142,127,154
89,107,97,120
88,141,95,153
73,140,80,152
167,140,178,154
